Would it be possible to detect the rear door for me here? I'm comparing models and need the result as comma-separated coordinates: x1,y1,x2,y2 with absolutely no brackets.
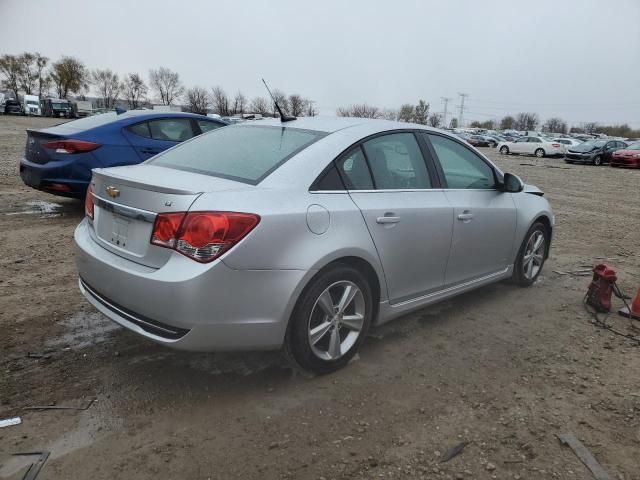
341,132,453,304
123,118,198,161
423,133,516,286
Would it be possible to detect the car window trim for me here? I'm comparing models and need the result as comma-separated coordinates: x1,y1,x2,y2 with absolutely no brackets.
422,131,500,190
125,120,152,139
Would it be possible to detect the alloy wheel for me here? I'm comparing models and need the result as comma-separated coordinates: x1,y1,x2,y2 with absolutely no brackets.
523,230,545,280
535,149,544,158
308,281,365,361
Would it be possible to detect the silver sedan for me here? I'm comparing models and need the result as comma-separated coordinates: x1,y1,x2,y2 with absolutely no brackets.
74,117,554,373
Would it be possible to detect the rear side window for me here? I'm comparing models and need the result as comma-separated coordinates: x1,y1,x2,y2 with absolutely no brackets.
426,134,496,189
128,122,151,138
150,125,325,184
362,133,431,189
197,119,222,133
148,119,195,142
336,147,374,190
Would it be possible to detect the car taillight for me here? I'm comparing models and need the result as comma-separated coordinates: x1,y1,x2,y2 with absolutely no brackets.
43,139,101,154
150,211,260,263
85,184,94,219
551,143,561,147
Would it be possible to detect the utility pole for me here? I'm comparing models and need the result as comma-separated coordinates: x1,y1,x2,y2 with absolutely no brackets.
441,97,451,128
457,92,468,127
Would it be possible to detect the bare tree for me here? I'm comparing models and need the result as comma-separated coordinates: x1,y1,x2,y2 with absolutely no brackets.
289,94,305,117
122,73,148,109
91,69,121,109
500,115,515,130
336,103,381,118
0,54,22,99
397,103,414,122
186,86,210,114
513,112,539,131
413,99,429,124
50,56,88,98
428,113,442,128
34,53,49,97
543,117,567,134
211,86,230,116
381,108,398,121
304,99,317,117
249,96,270,115
581,122,598,134
149,67,183,105
232,91,247,115
16,53,38,94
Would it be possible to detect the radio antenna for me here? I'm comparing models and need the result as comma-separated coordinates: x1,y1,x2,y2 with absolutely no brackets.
262,78,296,122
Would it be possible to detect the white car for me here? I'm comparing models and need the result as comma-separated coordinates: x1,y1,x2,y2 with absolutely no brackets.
552,138,582,148
497,136,565,158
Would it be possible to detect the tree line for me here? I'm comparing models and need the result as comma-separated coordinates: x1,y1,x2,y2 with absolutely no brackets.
336,100,446,127
0,52,316,117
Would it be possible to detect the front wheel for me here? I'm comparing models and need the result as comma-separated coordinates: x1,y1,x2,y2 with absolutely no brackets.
285,265,373,374
535,148,545,158
513,222,548,286
593,155,602,166
500,146,509,155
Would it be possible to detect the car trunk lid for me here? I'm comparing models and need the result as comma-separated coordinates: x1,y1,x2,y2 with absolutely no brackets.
90,165,251,268
25,129,64,164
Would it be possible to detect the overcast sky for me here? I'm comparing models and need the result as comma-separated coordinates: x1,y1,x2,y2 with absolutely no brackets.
2,0,639,127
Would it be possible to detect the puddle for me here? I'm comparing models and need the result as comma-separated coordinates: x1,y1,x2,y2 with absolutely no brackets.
0,398,119,478
6,200,63,218
46,311,121,349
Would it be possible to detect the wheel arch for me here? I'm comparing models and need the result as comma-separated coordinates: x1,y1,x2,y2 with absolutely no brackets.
530,214,553,259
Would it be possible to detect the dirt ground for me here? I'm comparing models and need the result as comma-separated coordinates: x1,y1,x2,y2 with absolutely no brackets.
1,114,639,480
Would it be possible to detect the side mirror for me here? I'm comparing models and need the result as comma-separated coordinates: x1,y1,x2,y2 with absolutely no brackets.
501,172,524,193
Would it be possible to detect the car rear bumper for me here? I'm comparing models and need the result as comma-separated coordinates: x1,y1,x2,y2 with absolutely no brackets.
74,219,308,351
610,158,640,168
20,157,92,197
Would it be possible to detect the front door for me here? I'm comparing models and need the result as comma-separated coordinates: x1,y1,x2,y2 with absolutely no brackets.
337,133,453,304
424,133,517,285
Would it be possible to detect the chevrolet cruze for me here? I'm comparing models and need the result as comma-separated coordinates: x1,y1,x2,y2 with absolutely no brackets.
74,117,554,373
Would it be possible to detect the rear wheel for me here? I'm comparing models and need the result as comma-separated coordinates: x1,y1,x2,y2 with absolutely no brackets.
500,146,509,155
535,148,545,158
513,222,548,286
285,265,373,374
593,155,602,166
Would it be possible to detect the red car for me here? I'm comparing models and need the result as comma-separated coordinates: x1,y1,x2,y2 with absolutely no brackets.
611,143,640,168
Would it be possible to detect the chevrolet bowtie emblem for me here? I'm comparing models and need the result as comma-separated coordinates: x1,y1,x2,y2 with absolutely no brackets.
105,186,120,198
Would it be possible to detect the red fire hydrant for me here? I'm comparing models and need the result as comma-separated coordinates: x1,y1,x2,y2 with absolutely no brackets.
586,264,617,313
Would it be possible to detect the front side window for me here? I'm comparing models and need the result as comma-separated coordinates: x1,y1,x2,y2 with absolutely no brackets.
362,133,431,189
148,119,195,142
426,134,496,190
336,146,373,190
150,125,325,184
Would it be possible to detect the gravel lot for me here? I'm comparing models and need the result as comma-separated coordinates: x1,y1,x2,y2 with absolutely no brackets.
1,115,639,480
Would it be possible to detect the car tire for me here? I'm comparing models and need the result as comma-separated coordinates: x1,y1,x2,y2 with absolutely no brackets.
284,264,373,374
593,155,602,166
512,222,549,287
535,148,545,158
500,146,509,155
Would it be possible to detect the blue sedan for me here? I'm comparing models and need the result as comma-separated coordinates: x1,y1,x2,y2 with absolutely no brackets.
20,111,227,198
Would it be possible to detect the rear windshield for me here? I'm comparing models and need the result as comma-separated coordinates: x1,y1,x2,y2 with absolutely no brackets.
149,125,326,184
52,112,118,131
628,142,640,150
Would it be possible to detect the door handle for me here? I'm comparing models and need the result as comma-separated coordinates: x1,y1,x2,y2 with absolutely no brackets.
376,215,401,224
457,212,474,221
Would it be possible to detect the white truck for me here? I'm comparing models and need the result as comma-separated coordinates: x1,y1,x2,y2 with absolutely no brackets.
23,94,41,116
74,100,93,117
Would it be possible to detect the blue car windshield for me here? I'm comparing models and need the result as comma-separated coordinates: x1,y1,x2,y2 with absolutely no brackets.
149,125,326,184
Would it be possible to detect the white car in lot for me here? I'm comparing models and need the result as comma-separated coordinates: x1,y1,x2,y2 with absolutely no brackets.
497,136,565,158
552,138,582,148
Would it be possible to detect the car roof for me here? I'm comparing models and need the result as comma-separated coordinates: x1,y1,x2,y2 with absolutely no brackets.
243,115,434,134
